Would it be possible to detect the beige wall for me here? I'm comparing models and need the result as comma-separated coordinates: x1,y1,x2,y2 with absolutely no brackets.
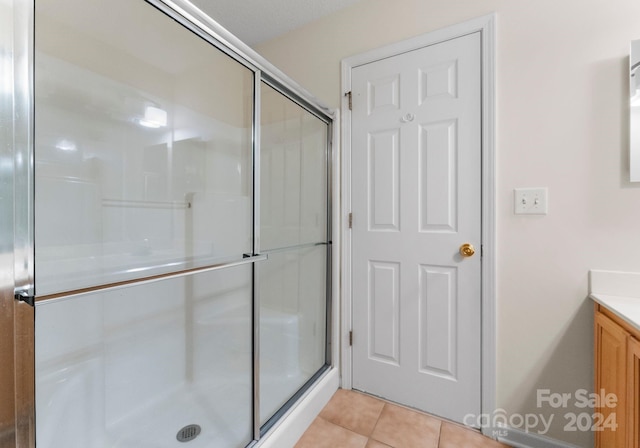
255,0,640,445
37,0,252,128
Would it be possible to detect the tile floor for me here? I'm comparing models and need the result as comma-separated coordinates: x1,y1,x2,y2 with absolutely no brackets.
294,389,512,448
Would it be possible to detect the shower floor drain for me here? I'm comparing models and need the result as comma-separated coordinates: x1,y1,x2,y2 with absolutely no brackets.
176,424,201,443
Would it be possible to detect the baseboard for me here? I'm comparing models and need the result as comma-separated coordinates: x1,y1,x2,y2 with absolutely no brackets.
496,426,583,448
255,367,339,448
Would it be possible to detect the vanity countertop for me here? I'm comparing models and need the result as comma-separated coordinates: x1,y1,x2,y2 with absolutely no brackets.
590,293,640,332
590,270,640,332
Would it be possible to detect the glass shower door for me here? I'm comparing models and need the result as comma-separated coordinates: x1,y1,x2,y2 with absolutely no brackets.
34,0,256,446
36,266,254,447
259,83,330,427
34,0,254,296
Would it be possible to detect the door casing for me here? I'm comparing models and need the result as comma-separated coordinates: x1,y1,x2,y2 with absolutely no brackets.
340,13,496,436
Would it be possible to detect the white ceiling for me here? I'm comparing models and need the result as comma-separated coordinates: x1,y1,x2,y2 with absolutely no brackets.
189,0,363,46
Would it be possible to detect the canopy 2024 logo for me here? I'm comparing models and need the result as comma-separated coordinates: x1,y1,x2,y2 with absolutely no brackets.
464,389,618,437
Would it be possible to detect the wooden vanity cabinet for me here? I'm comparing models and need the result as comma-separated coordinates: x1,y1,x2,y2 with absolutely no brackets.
595,304,640,448
629,336,640,448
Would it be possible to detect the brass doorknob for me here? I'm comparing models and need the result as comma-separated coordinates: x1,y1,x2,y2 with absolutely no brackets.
459,243,475,257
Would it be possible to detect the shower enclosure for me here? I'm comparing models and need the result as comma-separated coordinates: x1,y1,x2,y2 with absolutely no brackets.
0,0,334,446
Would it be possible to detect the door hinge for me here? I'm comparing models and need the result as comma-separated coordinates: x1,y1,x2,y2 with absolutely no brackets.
349,330,353,346
348,212,353,229
345,91,352,110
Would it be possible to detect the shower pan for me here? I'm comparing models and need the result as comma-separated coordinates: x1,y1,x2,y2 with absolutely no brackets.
0,0,334,447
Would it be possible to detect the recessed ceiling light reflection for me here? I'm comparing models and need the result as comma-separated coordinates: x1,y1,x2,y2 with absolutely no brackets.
55,139,77,151
138,106,167,128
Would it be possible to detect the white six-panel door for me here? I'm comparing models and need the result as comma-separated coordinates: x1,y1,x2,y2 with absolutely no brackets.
351,32,481,424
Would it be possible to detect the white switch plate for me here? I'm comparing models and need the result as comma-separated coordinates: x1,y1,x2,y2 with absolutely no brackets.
514,188,548,215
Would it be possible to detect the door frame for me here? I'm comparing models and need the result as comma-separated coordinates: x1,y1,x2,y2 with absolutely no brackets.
340,13,496,435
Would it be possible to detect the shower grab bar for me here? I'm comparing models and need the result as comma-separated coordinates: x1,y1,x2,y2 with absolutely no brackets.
32,254,268,305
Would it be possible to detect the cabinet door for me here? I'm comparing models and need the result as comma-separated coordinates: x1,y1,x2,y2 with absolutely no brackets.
629,336,640,448
595,311,628,448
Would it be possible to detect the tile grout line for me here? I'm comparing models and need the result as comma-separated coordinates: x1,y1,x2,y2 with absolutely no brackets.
367,402,388,447
316,415,376,445
321,395,389,444
317,416,362,438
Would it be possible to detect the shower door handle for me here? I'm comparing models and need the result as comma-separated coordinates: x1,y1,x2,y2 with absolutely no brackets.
239,254,268,264
28,254,270,303
14,290,35,307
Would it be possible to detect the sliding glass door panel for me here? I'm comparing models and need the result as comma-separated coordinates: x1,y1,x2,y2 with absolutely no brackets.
258,246,327,425
34,0,254,296
29,1,333,446
260,83,328,252
258,82,330,427
35,264,253,448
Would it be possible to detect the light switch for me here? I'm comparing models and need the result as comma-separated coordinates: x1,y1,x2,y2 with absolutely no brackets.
514,188,548,215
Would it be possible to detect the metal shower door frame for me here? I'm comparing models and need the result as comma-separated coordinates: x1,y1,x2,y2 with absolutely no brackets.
1,0,35,446
2,0,335,446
